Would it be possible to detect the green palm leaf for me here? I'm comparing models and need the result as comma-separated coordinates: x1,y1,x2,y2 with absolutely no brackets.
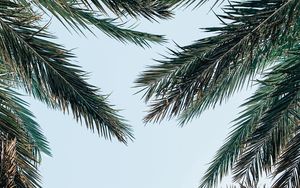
199,86,272,188
232,46,300,186
136,0,300,124
26,0,167,47
136,0,300,187
200,45,300,188
0,1,133,143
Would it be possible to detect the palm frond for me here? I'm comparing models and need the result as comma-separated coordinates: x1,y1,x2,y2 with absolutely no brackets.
0,1,133,143
200,45,300,188
27,0,175,20
136,0,300,124
29,0,167,47
232,46,300,186
93,0,174,20
199,85,272,188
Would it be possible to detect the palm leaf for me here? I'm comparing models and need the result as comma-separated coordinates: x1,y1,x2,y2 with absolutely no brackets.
0,1,133,143
26,0,166,47
199,45,300,188
232,46,300,185
136,0,300,124
199,85,272,188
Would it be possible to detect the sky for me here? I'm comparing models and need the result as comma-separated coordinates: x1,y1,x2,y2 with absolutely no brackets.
26,2,254,188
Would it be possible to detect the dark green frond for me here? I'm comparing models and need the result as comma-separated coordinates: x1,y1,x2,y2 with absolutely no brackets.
200,45,300,188
91,0,174,20
232,46,300,185
28,0,175,21
199,85,271,188
25,0,166,47
136,0,300,124
0,1,133,143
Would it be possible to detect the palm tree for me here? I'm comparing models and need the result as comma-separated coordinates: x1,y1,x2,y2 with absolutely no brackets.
136,0,300,187
0,0,184,187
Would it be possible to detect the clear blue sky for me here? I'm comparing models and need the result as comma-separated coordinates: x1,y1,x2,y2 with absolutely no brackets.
27,2,253,188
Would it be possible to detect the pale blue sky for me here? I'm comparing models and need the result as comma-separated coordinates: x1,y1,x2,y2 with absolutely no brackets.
27,2,253,188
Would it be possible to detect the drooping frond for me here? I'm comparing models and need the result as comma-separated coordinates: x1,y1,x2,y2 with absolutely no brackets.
232,46,300,186
0,1,133,143
199,84,273,188
27,0,226,46
200,45,300,188
136,0,300,124
24,0,166,47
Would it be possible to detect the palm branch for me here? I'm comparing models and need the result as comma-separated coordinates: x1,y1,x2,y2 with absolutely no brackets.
200,48,300,187
26,0,167,47
0,0,134,143
136,0,300,187
23,0,179,47
136,0,300,124
232,46,300,188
